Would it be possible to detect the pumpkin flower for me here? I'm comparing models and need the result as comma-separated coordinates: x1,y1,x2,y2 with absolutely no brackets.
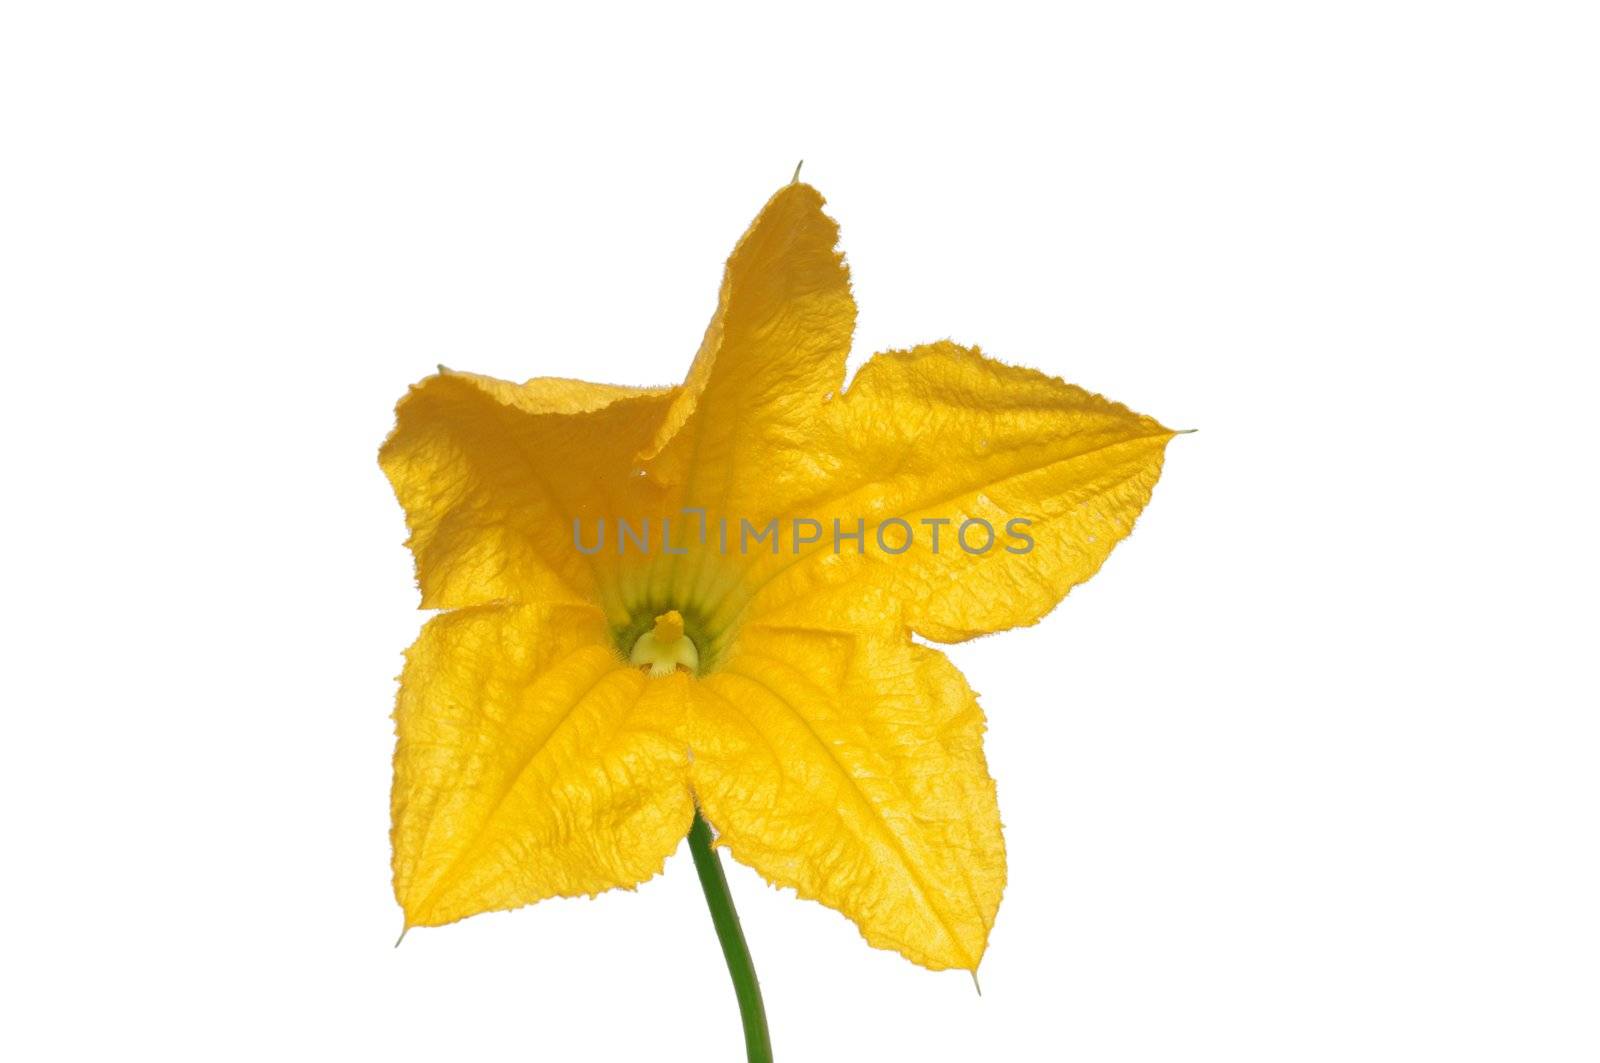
380,179,1176,1044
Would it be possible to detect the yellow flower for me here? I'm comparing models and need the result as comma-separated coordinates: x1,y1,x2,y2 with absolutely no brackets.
380,180,1176,972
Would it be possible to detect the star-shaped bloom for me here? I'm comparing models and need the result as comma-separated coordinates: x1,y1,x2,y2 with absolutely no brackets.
380,181,1176,971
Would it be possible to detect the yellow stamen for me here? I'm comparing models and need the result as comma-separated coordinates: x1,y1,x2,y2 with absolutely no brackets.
629,610,699,676
653,610,685,645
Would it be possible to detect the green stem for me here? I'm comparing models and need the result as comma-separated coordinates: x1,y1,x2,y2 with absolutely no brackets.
687,812,773,1062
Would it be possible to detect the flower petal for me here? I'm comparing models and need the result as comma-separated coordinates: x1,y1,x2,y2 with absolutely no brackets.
392,603,693,929
643,181,856,502
379,370,677,615
710,342,1177,642
690,622,1003,971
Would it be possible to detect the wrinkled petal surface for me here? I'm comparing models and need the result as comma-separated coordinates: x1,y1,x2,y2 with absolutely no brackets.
392,604,693,928
644,181,856,506
379,370,677,616
690,619,1003,971
706,342,1177,642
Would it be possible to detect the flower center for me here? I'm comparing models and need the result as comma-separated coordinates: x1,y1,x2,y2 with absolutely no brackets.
628,610,700,677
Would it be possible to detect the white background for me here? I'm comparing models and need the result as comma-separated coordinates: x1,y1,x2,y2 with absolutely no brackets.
3,2,1596,1060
